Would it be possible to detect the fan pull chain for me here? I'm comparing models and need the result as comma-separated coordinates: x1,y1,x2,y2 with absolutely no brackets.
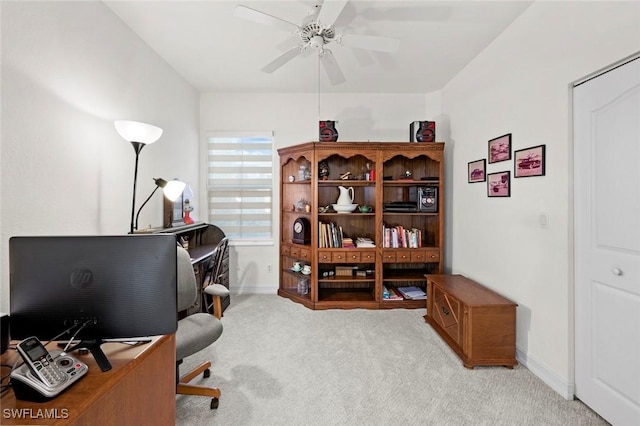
317,53,321,127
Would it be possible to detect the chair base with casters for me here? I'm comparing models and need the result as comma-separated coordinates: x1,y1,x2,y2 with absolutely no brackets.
175,246,229,409
176,360,220,409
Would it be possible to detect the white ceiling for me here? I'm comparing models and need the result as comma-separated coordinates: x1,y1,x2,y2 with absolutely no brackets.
104,0,532,93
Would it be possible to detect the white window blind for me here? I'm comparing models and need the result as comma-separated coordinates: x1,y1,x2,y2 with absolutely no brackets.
206,133,273,241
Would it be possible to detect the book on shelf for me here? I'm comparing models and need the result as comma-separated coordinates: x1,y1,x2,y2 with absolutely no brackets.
355,237,375,248
382,285,403,301
382,224,423,248
396,286,427,300
342,237,356,248
318,221,344,248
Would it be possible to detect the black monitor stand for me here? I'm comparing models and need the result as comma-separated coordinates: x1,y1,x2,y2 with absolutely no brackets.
65,339,112,372
58,337,152,372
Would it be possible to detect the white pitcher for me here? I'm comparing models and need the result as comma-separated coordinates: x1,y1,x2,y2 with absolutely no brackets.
336,186,354,205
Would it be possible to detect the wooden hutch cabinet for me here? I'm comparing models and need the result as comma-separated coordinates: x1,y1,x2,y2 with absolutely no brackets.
278,142,444,310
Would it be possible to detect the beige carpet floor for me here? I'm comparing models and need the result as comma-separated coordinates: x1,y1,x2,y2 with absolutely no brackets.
176,294,607,425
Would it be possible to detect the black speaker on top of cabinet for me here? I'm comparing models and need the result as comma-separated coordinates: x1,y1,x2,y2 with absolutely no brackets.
319,121,339,142
410,121,436,142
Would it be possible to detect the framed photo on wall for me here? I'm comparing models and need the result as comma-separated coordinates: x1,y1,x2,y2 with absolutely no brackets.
488,133,512,164
468,159,486,183
514,144,546,178
487,171,511,197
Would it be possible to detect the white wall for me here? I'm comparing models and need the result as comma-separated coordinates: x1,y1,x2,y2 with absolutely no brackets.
200,91,442,293
4,0,636,404
0,1,200,311
442,1,640,398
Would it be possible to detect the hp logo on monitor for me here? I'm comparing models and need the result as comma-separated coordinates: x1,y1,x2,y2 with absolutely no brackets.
70,268,93,289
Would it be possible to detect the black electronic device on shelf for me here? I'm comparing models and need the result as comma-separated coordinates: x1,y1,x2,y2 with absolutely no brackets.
410,186,438,213
383,201,419,212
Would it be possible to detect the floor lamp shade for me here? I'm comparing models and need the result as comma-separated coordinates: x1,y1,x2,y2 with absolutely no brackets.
114,120,163,144
114,120,164,233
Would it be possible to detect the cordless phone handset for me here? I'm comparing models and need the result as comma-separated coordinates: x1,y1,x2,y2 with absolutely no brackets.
16,336,67,387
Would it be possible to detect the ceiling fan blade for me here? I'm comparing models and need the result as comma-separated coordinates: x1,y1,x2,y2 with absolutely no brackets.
320,49,346,85
316,0,348,28
339,34,400,53
261,46,304,73
234,5,299,33
276,34,303,51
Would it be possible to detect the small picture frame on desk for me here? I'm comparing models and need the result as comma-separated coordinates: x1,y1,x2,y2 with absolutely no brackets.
164,193,184,228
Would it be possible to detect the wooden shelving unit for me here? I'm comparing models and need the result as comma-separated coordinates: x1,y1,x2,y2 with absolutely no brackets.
278,142,444,310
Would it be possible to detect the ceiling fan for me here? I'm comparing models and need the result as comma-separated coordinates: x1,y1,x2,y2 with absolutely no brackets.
234,0,400,85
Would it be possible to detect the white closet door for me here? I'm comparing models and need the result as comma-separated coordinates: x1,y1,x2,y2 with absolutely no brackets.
574,57,640,426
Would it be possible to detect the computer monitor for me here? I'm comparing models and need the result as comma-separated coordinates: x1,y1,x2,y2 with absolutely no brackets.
9,234,178,371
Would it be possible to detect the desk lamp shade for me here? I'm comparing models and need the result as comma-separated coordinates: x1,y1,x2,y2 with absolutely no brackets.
134,178,186,232
157,178,186,202
114,120,163,144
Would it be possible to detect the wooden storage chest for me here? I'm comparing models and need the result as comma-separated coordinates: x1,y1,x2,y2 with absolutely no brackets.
425,274,517,369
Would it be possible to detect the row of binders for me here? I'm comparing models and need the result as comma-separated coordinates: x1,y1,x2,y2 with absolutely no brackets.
382,224,423,248
382,285,426,301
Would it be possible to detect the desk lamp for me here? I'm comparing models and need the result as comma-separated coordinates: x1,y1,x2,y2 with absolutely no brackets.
135,178,186,231
114,120,163,233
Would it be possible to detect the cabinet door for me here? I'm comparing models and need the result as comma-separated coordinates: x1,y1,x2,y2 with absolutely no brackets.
432,285,461,345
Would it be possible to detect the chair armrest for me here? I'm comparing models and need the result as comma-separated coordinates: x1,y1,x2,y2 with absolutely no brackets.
204,284,230,298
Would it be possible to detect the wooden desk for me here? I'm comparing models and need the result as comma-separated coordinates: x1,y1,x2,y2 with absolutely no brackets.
1,335,175,425
154,222,230,314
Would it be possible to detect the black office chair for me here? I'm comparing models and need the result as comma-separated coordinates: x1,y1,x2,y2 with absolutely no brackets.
175,246,229,409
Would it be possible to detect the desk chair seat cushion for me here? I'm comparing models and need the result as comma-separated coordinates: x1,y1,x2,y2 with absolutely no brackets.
204,283,229,298
176,313,223,361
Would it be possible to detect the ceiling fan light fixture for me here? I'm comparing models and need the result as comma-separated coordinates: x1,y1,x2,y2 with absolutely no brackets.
236,0,399,85
301,22,334,45
310,35,325,49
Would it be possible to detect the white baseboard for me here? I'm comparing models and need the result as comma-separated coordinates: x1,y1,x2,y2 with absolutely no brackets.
516,347,575,400
230,286,278,295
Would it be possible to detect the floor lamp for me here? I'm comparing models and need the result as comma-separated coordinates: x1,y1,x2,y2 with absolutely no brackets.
114,120,163,234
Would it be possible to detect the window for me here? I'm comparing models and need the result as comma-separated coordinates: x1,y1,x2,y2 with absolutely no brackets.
206,132,273,242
